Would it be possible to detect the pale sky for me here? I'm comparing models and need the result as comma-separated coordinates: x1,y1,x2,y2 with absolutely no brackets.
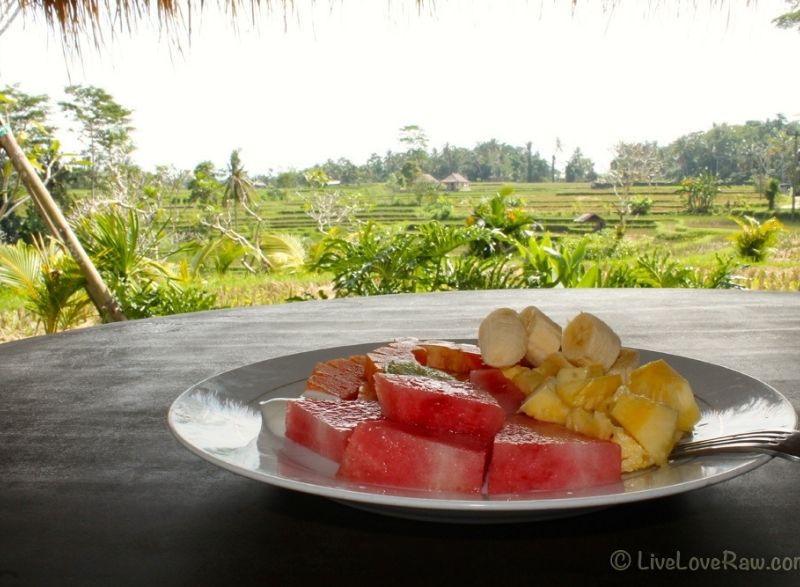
0,0,798,175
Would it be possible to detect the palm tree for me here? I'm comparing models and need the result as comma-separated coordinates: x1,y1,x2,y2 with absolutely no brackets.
222,149,255,228
0,237,90,333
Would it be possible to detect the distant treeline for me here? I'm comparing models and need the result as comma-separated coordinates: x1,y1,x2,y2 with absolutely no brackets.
263,115,799,189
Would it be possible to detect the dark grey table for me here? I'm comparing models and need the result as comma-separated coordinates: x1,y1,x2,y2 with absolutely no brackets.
2,289,799,586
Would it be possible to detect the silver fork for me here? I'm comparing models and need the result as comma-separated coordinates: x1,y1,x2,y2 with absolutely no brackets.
670,429,800,463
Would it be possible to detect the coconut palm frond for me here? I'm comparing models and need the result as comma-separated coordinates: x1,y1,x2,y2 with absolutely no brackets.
261,233,305,269
0,237,89,333
75,207,170,280
0,240,42,297
212,237,247,274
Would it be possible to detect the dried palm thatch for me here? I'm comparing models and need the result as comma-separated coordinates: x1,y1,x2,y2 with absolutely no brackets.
3,0,782,54
7,0,787,53
1,0,291,51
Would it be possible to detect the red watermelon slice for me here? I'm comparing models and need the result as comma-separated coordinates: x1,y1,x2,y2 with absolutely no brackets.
337,419,490,494
285,397,383,463
469,368,526,415
362,339,423,399
487,415,621,494
374,372,505,441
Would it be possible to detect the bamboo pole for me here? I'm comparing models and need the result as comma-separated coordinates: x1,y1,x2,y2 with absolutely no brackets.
0,118,127,322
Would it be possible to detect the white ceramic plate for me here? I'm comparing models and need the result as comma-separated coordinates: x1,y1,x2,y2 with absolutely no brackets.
168,343,797,523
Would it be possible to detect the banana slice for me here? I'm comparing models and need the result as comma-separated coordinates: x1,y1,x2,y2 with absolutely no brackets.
478,308,527,368
561,312,621,371
519,306,562,366
607,347,640,384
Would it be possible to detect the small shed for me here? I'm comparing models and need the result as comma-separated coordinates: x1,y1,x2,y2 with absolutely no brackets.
574,212,606,232
440,172,470,192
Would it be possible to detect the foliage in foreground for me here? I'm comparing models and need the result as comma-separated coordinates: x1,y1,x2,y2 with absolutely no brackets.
73,207,217,319
311,218,741,298
730,215,784,262
0,238,91,333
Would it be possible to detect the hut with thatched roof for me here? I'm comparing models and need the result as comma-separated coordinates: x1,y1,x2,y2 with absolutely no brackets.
417,173,439,185
574,212,606,232
440,172,470,192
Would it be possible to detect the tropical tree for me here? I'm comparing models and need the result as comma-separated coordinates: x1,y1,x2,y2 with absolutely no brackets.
187,161,222,203
399,124,429,152
222,149,256,226
0,85,75,241
302,169,363,232
608,141,663,232
564,148,597,182
59,85,134,198
773,1,800,30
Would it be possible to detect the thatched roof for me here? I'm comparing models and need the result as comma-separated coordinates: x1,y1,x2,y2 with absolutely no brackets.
574,212,604,223
441,172,469,184
3,0,430,50
417,173,439,184
4,2,777,52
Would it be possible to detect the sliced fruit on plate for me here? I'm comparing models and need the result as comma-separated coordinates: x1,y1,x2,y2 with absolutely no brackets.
607,347,640,384
487,415,621,494
610,426,655,473
556,370,622,412
628,359,701,432
305,355,367,401
610,389,679,465
469,368,526,415
337,419,490,494
565,406,616,441
561,311,621,371
518,377,570,425
374,372,505,441
285,397,383,463
412,340,485,375
362,338,422,399
519,305,563,366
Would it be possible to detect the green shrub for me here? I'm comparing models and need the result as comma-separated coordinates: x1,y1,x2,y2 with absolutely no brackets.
74,206,217,318
424,195,453,220
629,196,653,216
764,178,779,211
466,187,538,257
731,215,783,262
679,173,719,214
310,221,528,296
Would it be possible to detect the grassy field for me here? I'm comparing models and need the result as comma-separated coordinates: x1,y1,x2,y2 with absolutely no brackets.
163,181,774,236
2,181,797,342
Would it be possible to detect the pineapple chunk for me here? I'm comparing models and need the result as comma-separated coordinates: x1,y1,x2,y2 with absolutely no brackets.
565,407,615,441
557,373,622,411
611,426,655,473
536,352,573,377
629,359,700,432
610,390,679,465
510,367,548,396
501,365,529,382
518,377,570,424
607,347,640,384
